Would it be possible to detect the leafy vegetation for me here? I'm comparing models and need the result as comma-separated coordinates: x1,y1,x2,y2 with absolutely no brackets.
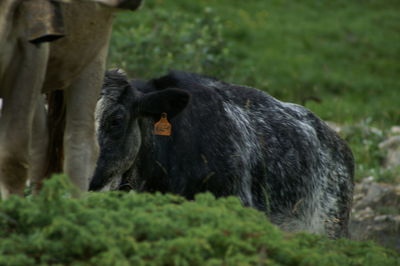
338,121,399,183
109,0,400,182
0,176,398,265
109,6,233,80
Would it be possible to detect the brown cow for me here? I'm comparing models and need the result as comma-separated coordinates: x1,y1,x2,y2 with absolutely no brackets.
0,0,142,198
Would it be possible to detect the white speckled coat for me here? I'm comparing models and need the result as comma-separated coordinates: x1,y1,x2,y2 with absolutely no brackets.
91,70,354,238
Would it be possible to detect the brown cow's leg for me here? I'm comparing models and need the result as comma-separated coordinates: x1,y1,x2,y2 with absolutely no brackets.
63,50,107,193
0,43,49,199
29,95,49,194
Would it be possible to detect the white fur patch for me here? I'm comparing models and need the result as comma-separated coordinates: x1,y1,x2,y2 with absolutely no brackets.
100,174,122,191
222,102,263,207
95,97,107,136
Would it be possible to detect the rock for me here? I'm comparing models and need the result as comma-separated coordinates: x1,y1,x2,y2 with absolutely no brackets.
389,126,400,136
350,178,400,252
326,121,342,133
379,125,400,169
326,121,384,138
379,135,400,169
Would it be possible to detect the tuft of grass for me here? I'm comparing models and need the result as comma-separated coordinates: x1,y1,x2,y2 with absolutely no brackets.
0,175,399,265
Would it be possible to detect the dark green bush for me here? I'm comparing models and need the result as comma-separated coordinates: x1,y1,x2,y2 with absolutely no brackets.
108,7,233,80
0,176,398,265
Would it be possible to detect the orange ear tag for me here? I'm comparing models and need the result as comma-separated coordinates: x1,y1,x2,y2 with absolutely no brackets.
154,112,172,136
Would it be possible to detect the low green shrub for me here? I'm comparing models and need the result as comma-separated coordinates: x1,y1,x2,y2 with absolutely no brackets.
108,7,233,80
0,176,398,265
336,120,399,183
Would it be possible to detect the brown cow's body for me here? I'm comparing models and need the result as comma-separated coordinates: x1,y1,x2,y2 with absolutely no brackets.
0,0,141,198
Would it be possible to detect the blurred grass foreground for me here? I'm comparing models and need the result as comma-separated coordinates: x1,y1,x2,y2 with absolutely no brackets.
0,176,399,265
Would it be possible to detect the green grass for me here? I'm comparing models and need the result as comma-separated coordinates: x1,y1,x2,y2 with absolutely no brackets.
109,0,400,182
120,0,400,126
1,176,398,265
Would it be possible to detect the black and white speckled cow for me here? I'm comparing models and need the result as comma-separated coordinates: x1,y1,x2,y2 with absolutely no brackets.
89,69,354,238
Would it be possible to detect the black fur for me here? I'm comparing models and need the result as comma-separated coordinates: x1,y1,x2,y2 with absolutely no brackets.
90,69,354,238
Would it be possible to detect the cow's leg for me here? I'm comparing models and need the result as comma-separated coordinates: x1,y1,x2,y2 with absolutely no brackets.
0,43,49,199
63,54,106,193
29,95,49,194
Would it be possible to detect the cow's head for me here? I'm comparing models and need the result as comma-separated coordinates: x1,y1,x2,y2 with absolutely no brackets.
89,69,190,191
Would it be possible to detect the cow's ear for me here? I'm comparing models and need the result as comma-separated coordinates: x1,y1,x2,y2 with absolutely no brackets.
137,89,191,118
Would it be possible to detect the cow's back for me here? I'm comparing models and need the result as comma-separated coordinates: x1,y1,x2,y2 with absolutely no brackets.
219,82,354,237
134,71,354,238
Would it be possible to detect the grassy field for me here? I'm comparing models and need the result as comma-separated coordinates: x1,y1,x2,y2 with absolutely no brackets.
108,0,400,182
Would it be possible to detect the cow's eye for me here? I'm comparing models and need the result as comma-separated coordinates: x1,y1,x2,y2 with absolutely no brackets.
105,108,127,134
109,117,123,129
